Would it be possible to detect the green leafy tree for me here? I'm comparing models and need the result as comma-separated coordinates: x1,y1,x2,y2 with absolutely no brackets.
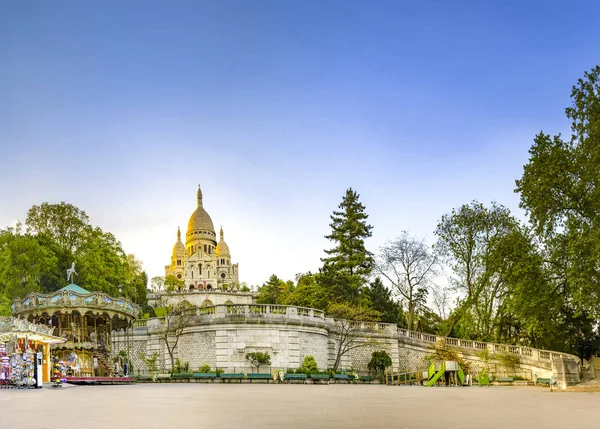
434,201,540,341
0,225,57,301
366,277,405,326
318,188,374,305
282,273,329,311
516,65,600,321
376,232,438,330
164,274,185,292
256,274,286,304
367,350,392,379
245,352,271,373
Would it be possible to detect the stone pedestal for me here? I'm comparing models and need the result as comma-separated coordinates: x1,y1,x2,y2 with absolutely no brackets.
552,357,580,390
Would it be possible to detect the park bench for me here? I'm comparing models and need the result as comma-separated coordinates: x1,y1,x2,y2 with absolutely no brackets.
285,373,308,384
136,374,152,383
171,373,192,382
332,374,351,384
193,373,217,383
156,373,171,383
497,377,514,386
535,377,557,391
359,375,373,384
247,373,273,383
309,374,330,384
220,373,245,383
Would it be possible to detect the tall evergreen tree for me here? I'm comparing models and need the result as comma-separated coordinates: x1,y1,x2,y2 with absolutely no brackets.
318,188,373,305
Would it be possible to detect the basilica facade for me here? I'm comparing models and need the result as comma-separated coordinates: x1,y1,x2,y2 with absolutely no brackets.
165,186,239,291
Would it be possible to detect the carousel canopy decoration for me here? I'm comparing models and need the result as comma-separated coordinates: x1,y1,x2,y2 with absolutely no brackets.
11,284,140,320
0,316,65,344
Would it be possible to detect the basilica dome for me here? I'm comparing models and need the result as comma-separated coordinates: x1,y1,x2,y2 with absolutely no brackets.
187,186,215,235
172,227,185,257
216,227,230,257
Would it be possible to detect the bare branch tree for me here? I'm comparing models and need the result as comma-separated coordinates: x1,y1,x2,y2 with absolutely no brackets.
159,301,195,371
328,303,381,371
376,232,438,331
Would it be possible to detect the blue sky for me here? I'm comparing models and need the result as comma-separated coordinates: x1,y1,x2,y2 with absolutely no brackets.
1,0,599,286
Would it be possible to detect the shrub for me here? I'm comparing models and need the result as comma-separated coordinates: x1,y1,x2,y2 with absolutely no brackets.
198,364,211,373
215,368,224,376
300,355,319,373
367,350,392,375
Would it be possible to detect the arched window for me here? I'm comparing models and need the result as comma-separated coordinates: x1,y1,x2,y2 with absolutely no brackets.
191,271,193,279
189,285,195,291
206,284,212,291
177,273,182,279
199,264,202,275
201,299,214,307
204,244,207,252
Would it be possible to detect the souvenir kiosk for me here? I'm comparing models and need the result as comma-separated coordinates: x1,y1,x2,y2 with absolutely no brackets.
10,283,139,383
0,316,65,388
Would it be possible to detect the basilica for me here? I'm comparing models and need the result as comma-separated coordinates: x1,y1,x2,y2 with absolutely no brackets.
164,186,239,291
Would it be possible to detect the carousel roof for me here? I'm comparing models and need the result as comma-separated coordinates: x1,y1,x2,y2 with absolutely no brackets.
59,284,91,294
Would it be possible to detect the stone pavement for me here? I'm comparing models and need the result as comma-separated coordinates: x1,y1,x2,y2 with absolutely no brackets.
1,384,599,429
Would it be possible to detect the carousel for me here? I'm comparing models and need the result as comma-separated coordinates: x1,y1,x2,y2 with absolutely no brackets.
11,279,139,384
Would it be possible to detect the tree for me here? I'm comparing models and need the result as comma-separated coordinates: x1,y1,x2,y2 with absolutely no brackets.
164,274,185,292
245,352,271,373
282,273,329,311
516,65,600,318
434,201,536,341
367,350,392,379
376,232,438,330
366,277,405,326
256,274,286,304
328,302,380,371
300,355,319,373
318,188,374,305
159,302,196,371
150,276,165,292
0,225,57,301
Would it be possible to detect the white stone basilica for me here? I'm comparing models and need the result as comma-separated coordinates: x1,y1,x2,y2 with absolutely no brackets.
165,186,239,291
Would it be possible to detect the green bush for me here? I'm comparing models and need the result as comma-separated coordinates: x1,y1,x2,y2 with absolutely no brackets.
198,364,211,373
300,355,319,373
215,368,224,376
367,350,392,375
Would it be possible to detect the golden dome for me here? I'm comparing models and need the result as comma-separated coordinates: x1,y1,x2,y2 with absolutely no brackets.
216,226,230,257
172,227,185,257
187,185,215,235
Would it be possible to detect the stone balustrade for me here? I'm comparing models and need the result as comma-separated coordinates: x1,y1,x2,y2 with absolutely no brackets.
397,328,578,363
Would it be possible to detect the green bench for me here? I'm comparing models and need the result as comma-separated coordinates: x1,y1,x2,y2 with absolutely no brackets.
309,374,331,384
285,373,308,384
332,374,351,383
497,377,514,385
136,374,153,383
247,373,273,383
156,373,172,383
220,373,245,383
171,373,192,382
193,373,217,383
359,375,373,383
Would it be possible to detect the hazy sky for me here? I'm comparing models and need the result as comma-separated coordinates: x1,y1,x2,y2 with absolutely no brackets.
2,1,599,286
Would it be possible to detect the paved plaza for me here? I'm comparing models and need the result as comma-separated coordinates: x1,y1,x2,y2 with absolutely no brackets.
1,384,599,429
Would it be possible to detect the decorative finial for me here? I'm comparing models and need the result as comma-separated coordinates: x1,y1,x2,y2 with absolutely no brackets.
197,185,203,207
66,262,78,283
177,226,181,241
220,226,224,240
